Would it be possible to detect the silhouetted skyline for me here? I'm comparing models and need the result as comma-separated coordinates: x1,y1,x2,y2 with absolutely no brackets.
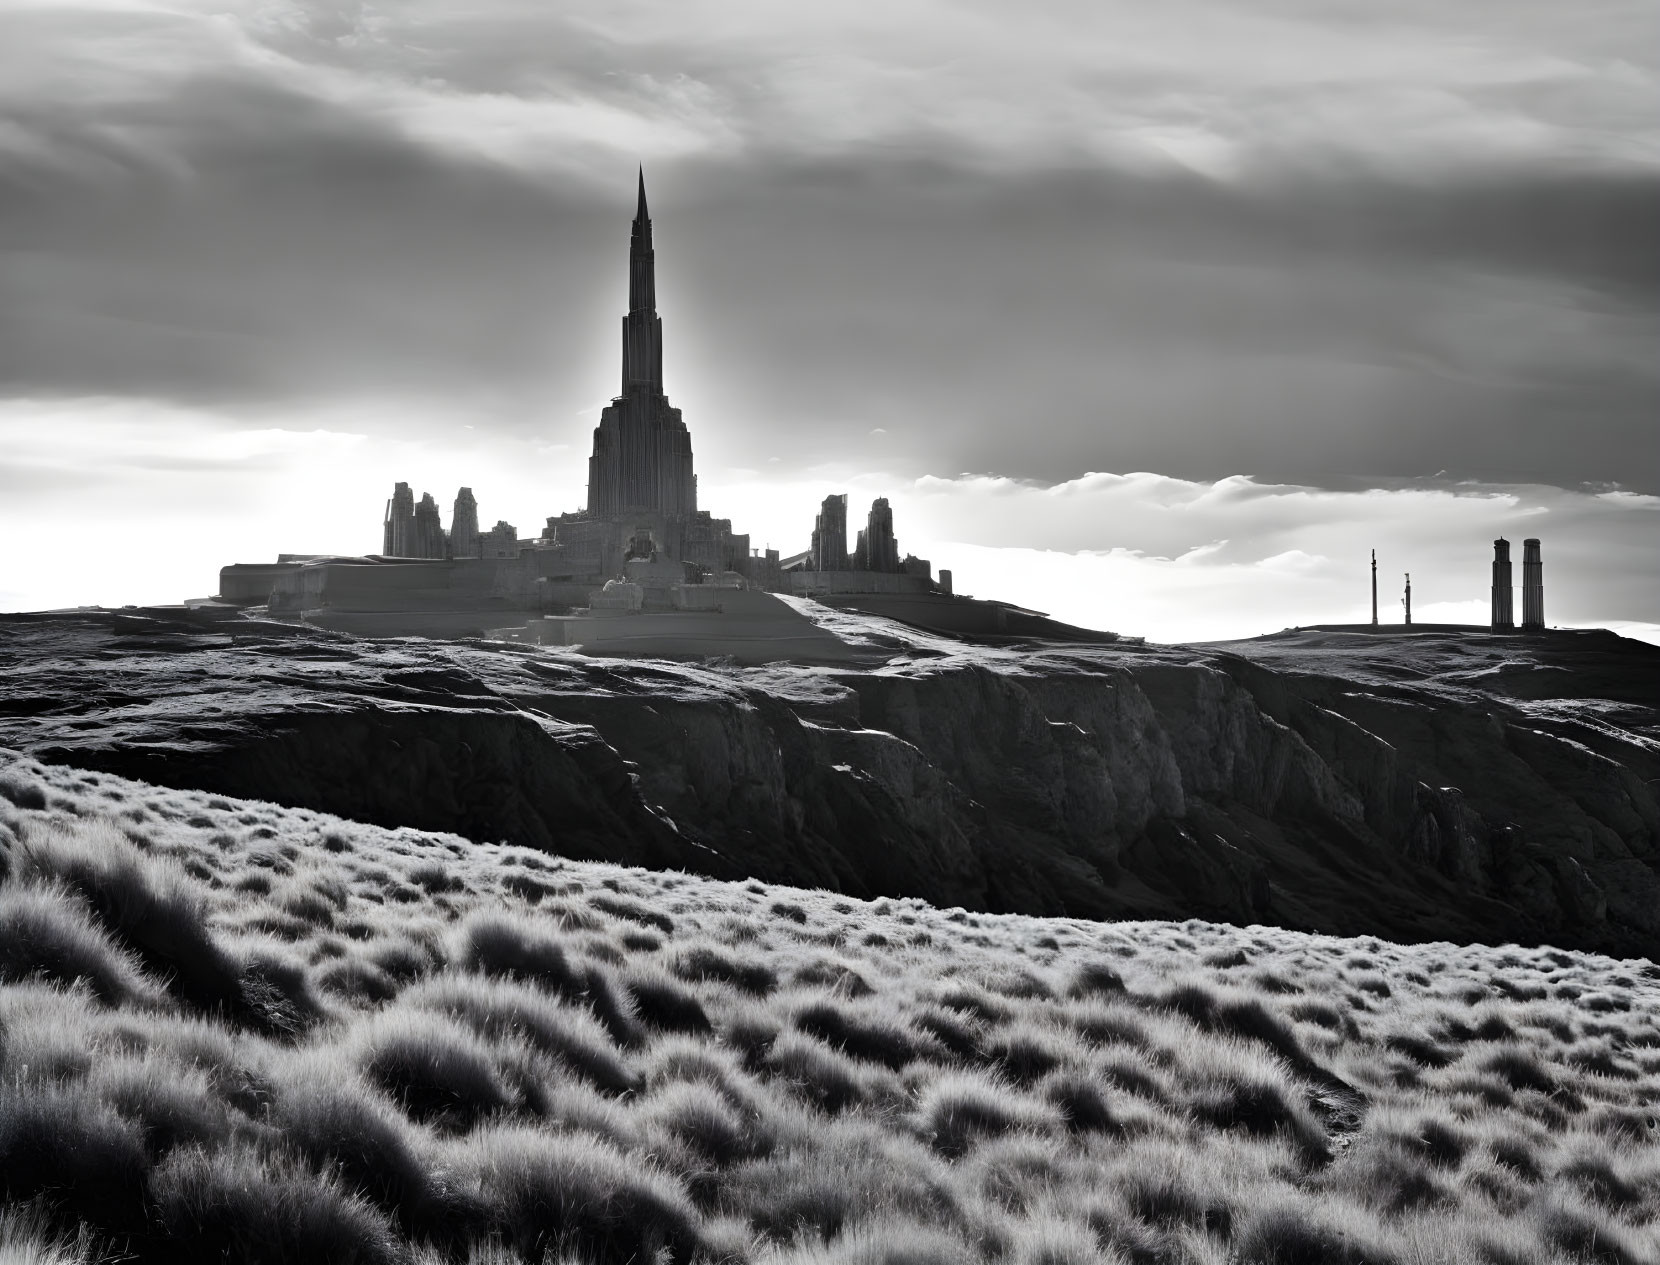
2,2,1656,639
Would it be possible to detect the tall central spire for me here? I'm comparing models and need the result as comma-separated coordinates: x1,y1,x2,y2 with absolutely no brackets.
588,168,696,522
621,167,662,392
628,166,656,315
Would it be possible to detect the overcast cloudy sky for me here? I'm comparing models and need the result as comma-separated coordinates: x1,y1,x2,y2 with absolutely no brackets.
3,0,1657,641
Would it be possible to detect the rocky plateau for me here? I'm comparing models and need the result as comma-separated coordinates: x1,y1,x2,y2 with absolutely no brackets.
2,607,1658,957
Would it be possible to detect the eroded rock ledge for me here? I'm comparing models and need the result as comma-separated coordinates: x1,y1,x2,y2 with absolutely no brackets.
2,611,1657,955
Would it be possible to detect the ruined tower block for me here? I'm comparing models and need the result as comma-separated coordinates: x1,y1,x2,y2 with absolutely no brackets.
482,521,519,559
384,482,415,556
1521,538,1545,632
413,493,447,559
451,487,480,559
811,494,849,571
1491,538,1515,631
865,497,899,573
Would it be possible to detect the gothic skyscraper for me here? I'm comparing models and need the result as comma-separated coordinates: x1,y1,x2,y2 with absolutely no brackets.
586,170,698,523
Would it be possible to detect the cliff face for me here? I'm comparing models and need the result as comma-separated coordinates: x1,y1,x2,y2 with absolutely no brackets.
3,611,1657,955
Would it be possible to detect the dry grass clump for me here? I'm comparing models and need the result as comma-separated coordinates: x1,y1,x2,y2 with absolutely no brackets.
149,1146,407,1265
443,1125,701,1262
916,1070,1063,1159
0,1083,151,1234
790,996,934,1071
9,819,245,1016
403,973,641,1096
2,751,1659,1264
0,1204,104,1265
0,881,160,1006
625,962,715,1034
452,910,640,1045
1183,1039,1330,1165
355,1008,523,1130
723,1118,964,1244
671,942,780,995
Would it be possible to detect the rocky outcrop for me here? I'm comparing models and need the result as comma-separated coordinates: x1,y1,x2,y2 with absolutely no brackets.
2,611,1657,955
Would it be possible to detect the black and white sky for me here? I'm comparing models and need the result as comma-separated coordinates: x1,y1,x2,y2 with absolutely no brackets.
4,0,1658,640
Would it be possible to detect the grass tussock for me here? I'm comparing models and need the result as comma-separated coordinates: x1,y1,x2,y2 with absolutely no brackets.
0,1203,104,1265
11,821,241,1009
149,1146,405,1265
447,1125,701,1262
625,963,714,1035
917,1070,1063,1159
356,1008,520,1130
2,752,1659,1264
0,881,159,1006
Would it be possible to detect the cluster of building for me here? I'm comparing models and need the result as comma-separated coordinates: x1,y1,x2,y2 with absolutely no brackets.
806,494,938,579
218,172,954,639
381,485,519,561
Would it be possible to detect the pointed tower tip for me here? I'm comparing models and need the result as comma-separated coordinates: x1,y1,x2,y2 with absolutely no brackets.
636,166,649,221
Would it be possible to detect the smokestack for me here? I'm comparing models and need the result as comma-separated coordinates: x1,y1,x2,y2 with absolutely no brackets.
1521,538,1544,632
1403,573,1412,626
1371,550,1378,626
1491,538,1514,631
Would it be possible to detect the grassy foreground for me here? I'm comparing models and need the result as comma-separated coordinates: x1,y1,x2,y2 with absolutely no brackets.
1,751,1657,1265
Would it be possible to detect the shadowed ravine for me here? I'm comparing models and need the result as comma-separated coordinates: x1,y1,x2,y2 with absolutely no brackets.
1,610,1657,956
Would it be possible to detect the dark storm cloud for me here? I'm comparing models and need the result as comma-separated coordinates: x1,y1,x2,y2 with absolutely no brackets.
2,0,1657,488
665,158,1660,487
0,64,622,413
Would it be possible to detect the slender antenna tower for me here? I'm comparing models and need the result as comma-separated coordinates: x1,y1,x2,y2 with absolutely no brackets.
1403,573,1412,626
1370,550,1378,626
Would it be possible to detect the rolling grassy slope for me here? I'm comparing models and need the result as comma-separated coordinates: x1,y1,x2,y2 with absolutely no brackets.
2,750,1657,1264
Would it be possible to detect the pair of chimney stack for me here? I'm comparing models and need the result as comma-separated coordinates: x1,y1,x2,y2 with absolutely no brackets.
1491,538,1544,632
